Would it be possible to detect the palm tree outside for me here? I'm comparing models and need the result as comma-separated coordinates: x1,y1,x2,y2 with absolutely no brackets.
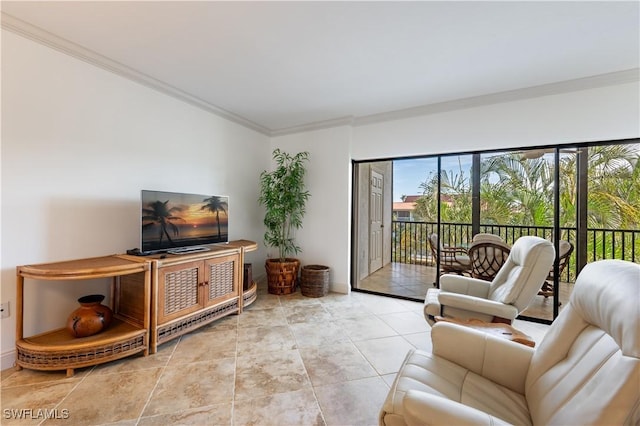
394,143,640,272
413,145,640,231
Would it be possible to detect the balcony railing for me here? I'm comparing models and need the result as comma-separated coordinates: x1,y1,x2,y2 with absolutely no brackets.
391,221,640,283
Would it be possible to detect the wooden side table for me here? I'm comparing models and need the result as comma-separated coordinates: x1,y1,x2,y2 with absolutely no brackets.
16,255,151,377
434,316,535,347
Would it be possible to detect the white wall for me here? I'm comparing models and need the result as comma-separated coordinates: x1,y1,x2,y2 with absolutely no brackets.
351,82,640,160
270,126,352,294
0,30,270,369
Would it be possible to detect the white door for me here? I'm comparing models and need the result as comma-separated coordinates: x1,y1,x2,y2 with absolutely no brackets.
370,170,384,272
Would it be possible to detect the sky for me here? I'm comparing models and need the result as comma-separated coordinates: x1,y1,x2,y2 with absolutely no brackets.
393,156,473,202
392,144,640,202
392,158,434,201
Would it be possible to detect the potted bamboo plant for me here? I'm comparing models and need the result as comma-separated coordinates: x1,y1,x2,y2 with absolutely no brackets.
259,149,310,294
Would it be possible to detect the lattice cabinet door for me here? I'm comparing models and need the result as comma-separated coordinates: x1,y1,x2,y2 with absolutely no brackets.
157,260,204,324
203,253,239,308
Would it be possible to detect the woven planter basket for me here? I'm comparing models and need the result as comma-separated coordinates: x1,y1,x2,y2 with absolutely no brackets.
300,265,330,297
265,258,300,295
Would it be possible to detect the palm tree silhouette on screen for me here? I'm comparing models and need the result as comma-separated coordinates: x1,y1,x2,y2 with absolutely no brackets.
201,196,228,239
142,200,184,247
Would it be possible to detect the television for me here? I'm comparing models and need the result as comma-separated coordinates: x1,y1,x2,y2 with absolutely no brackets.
141,190,229,254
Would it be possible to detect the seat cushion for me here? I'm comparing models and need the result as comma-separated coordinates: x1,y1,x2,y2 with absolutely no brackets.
472,233,505,243
424,283,499,324
452,254,471,267
380,349,532,426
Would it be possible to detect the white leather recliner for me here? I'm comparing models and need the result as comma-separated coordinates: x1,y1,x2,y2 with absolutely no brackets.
380,259,640,426
424,236,554,325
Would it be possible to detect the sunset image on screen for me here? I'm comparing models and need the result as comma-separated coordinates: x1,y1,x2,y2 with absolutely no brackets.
141,191,228,251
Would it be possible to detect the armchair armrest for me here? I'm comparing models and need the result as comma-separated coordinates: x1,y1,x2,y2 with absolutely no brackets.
438,292,518,321
431,322,533,394
403,390,512,426
440,275,491,298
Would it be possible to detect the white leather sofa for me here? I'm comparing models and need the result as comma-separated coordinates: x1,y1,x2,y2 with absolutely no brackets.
380,259,640,425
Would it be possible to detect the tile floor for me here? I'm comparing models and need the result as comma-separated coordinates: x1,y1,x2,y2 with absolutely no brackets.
1,282,548,426
357,263,434,299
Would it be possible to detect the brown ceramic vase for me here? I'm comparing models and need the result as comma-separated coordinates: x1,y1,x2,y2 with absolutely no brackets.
66,294,113,338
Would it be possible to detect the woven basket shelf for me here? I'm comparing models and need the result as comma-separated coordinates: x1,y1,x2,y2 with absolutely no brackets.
156,298,239,346
243,281,258,308
300,265,330,297
16,318,147,376
16,255,151,377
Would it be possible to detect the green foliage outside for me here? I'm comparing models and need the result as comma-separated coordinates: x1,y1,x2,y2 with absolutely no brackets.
414,145,640,227
400,144,640,269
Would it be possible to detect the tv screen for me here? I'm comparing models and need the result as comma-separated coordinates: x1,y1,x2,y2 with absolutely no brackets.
141,190,229,252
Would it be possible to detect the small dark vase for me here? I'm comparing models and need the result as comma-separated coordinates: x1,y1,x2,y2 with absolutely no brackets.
66,294,113,338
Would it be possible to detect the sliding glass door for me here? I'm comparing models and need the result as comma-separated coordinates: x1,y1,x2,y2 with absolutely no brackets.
477,148,579,321
352,139,639,323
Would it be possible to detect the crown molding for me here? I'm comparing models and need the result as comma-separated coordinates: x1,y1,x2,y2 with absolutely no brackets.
353,68,640,127
270,116,355,137
269,68,639,136
1,12,272,136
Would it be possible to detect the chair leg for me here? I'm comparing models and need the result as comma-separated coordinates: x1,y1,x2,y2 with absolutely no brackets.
538,281,553,298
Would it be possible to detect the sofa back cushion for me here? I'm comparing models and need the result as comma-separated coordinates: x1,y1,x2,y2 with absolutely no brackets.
525,260,640,425
488,236,554,308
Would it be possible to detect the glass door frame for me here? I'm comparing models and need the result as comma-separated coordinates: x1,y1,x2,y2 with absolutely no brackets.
351,138,639,324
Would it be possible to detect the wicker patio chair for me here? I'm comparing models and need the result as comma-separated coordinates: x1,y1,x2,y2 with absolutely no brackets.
471,233,505,244
427,233,471,276
468,240,511,281
538,240,574,298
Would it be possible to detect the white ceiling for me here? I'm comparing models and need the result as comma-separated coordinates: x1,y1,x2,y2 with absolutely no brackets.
2,1,639,135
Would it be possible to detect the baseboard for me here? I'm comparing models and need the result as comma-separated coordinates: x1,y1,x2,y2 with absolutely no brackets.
253,271,266,284
255,272,349,295
330,282,349,294
1,348,16,372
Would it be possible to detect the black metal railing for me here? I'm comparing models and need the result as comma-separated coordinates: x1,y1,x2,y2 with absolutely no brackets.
391,221,640,283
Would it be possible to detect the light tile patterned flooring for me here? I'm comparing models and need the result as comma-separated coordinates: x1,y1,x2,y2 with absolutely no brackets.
358,263,435,299
0,281,548,426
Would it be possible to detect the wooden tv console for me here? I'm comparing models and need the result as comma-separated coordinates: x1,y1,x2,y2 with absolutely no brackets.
15,240,257,375
119,239,257,353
